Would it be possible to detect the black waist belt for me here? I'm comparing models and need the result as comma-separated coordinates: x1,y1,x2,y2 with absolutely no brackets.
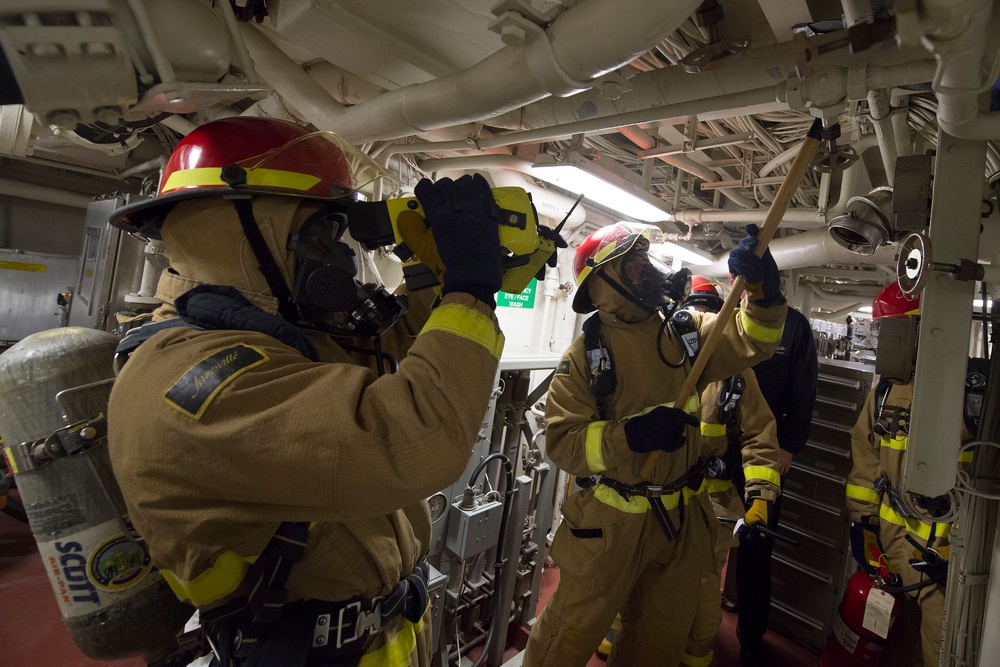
578,458,711,542
204,561,429,667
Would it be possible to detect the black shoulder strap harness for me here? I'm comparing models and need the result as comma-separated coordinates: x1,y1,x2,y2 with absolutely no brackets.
583,313,615,420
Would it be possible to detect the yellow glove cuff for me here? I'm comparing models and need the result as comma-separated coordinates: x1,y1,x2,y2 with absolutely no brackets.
745,498,769,526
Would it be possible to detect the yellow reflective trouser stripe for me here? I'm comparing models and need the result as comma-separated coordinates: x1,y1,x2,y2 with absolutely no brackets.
879,502,951,542
701,422,726,437
879,434,907,451
421,303,505,359
161,551,256,607
359,617,423,667
162,167,322,193
706,478,733,494
586,421,608,473
593,479,707,514
739,310,783,344
744,465,780,487
681,649,714,667
846,483,881,505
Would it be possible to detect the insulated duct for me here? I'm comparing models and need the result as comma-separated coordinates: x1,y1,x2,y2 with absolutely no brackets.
244,0,705,144
700,227,899,278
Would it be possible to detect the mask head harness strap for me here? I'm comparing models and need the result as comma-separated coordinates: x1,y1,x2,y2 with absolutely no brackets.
221,164,300,322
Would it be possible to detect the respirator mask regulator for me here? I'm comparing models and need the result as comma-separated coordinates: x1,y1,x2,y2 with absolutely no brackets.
618,236,691,311
287,207,408,341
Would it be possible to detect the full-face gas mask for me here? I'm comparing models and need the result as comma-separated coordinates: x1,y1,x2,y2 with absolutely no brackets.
618,237,691,311
287,207,408,340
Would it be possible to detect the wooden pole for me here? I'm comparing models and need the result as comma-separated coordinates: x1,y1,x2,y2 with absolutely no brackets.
638,117,824,481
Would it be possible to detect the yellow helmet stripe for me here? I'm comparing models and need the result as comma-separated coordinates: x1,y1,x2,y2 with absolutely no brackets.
162,167,322,194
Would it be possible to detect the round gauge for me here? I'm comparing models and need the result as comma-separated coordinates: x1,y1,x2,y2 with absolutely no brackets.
427,492,449,523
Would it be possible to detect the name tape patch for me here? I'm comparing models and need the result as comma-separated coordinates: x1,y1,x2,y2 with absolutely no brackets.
165,344,268,419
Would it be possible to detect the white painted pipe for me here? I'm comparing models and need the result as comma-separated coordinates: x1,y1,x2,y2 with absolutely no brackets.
699,227,899,278
0,179,91,209
244,0,702,144
672,208,826,228
922,0,1000,139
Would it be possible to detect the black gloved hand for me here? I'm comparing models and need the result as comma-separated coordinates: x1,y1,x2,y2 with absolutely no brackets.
414,174,503,308
727,224,784,307
534,223,569,281
624,406,700,454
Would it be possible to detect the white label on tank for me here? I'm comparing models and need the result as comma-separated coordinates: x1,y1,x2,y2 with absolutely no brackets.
831,611,860,653
36,519,155,618
863,587,895,639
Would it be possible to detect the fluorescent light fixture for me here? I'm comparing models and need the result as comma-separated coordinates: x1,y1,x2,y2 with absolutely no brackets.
974,299,994,308
654,240,714,266
532,151,673,223
858,306,873,313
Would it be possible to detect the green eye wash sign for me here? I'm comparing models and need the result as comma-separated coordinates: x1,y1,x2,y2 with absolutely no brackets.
499,278,537,309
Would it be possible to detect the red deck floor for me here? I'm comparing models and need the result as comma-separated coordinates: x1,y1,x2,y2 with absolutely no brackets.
2,509,819,666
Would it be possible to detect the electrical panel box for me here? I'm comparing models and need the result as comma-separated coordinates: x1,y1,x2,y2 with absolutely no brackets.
445,498,503,560
874,316,918,382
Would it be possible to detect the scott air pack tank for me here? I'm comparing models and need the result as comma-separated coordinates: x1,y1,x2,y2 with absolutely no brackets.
0,327,192,662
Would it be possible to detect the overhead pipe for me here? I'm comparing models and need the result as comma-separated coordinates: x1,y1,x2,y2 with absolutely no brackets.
920,0,1000,139
617,125,757,210
841,0,899,185
519,39,934,131
244,0,704,144
698,227,898,278
416,154,587,229
0,179,92,209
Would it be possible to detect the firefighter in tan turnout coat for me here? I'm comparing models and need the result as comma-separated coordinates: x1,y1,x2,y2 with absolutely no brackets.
106,117,507,667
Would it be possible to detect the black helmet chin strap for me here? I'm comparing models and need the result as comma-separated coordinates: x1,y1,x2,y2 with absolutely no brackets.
228,196,301,322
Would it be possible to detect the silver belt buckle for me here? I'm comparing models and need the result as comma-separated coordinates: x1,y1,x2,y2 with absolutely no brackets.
335,597,384,649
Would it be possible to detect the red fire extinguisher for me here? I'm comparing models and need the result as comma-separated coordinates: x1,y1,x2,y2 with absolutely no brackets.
819,569,902,666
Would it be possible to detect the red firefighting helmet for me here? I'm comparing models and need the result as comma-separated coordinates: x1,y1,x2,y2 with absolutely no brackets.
872,282,920,320
572,223,650,313
680,275,725,312
109,117,355,238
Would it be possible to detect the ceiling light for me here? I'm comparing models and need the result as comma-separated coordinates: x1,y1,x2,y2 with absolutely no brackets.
532,151,673,223
650,241,714,266
858,305,873,313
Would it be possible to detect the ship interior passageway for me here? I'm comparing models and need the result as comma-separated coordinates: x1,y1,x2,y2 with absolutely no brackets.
3,0,1000,665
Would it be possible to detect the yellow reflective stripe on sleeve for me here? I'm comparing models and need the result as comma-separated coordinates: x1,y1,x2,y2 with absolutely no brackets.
162,167,321,193
421,303,505,359
879,503,951,542
701,422,726,437
706,478,733,494
739,310,783,344
160,551,256,607
681,649,714,667
743,465,780,487
358,618,423,667
846,484,881,505
586,421,608,473
879,434,907,451
959,450,974,463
